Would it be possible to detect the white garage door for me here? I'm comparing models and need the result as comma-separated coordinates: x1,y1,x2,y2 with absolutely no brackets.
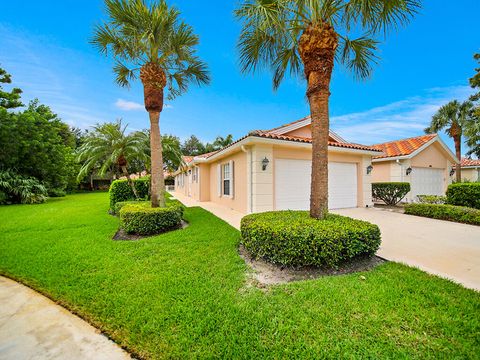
275,159,357,210
411,167,445,199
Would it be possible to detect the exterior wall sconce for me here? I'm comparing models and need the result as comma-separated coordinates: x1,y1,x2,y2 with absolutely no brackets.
406,167,412,176
366,165,373,175
262,157,270,171
449,168,455,177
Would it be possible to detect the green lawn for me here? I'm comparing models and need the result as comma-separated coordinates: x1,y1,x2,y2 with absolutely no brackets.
1,192,479,359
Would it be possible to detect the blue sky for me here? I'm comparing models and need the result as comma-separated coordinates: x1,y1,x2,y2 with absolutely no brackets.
0,1,478,152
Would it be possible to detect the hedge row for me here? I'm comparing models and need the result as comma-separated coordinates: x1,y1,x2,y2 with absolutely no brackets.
240,211,381,268
120,203,184,235
446,183,480,209
109,177,150,209
404,203,480,226
372,182,410,205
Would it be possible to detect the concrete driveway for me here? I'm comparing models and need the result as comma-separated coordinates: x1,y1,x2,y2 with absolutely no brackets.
334,207,480,291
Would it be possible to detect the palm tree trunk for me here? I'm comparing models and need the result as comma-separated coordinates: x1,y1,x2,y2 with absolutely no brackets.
121,165,138,199
454,135,462,182
309,91,330,219
299,24,337,219
149,111,166,208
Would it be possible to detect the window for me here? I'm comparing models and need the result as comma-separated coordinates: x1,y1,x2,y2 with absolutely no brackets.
222,163,230,196
193,167,198,182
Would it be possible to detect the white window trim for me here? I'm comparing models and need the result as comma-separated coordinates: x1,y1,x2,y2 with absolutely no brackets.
222,162,231,197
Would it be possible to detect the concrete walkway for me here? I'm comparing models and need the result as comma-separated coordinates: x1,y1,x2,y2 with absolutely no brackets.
171,192,480,291
0,276,130,360
334,207,480,291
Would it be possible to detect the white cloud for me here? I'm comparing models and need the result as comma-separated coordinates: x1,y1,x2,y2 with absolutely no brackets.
115,98,144,111
331,85,474,145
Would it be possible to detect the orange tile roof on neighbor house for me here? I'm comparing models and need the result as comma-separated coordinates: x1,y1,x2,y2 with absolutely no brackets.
372,134,437,159
461,158,480,167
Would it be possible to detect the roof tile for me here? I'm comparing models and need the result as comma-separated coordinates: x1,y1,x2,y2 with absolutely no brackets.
461,158,480,167
372,134,437,159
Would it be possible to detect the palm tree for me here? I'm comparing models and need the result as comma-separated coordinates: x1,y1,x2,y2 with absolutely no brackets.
213,134,234,150
77,120,148,198
137,131,184,172
426,100,475,182
235,0,419,219
91,0,210,207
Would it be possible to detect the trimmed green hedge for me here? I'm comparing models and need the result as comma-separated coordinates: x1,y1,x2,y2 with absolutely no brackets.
446,183,480,209
404,203,480,226
112,200,150,216
240,211,381,268
109,177,150,210
120,203,184,235
372,182,410,205
416,195,446,204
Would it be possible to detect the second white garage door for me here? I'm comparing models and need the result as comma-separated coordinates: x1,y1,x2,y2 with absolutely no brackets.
275,159,358,210
410,167,445,200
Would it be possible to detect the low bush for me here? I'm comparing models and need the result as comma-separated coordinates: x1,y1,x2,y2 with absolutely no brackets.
417,195,446,204
112,200,150,215
48,188,67,197
372,182,410,205
240,211,381,268
120,203,184,235
0,170,48,204
109,177,150,209
446,183,480,209
404,203,480,226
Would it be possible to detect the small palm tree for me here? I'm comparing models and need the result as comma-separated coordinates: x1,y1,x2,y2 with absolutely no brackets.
91,0,210,207
236,0,419,219
213,134,234,149
77,120,148,198
426,100,474,182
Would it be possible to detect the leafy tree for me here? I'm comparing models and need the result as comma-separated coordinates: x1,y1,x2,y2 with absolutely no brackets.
212,134,234,149
235,0,419,219
0,100,77,195
134,132,184,173
0,67,23,109
464,115,480,158
76,120,148,198
91,0,210,207
469,53,480,103
425,100,475,181
0,170,48,204
182,135,206,156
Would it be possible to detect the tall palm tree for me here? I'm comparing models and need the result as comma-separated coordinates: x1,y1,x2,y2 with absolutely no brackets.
236,0,419,219
213,134,234,149
91,0,210,207
137,131,184,172
426,100,475,182
77,120,148,198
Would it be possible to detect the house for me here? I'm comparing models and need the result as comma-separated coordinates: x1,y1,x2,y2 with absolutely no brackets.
461,158,480,182
173,116,381,214
371,134,458,202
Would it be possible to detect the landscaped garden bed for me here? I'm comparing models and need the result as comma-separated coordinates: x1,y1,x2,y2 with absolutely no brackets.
1,192,479,358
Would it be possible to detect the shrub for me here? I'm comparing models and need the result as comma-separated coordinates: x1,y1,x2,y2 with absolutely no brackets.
0,170,48,204
48,188,67,197
416,195,446,204
404,203,480,226
109,177,150,209
372,182,410,205
240,211,381,268
120,203,184,235
112,200,150,215
446,183,480,209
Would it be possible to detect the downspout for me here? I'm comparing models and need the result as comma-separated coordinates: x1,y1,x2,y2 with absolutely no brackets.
241,145,252,213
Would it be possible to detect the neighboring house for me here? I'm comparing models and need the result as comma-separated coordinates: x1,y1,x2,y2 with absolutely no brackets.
371,134,458,202
461,158,480,182
173,116,381,214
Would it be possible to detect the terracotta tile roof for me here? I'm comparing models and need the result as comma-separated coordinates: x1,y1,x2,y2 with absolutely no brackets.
182,155,194,164
372,134,437,159
461,158,480,167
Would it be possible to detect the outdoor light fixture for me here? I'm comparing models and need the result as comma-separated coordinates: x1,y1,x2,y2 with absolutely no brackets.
406,167,412,176
450,168,455,177
262,157,270,171
366,165,373,175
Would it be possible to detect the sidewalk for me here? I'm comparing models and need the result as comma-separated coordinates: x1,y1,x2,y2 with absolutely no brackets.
0,276,130,360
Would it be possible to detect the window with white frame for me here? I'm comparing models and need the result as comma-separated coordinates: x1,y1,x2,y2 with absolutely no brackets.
222,163,230,196
193,167,198,182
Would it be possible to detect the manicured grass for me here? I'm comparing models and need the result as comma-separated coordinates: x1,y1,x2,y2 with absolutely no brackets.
1,193,479,359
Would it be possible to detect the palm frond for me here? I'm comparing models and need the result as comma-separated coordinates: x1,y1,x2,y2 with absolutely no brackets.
338,35,379,80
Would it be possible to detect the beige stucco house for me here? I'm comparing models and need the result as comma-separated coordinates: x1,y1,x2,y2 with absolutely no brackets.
461,158,480,182
173,116,381,214
371,134,458,202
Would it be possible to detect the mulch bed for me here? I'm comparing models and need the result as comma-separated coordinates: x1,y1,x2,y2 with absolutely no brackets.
239,245,386,286
112,220,189,241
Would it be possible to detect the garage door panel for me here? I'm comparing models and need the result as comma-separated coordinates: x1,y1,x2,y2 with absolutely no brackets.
275,159,357,210
411,167,444,200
